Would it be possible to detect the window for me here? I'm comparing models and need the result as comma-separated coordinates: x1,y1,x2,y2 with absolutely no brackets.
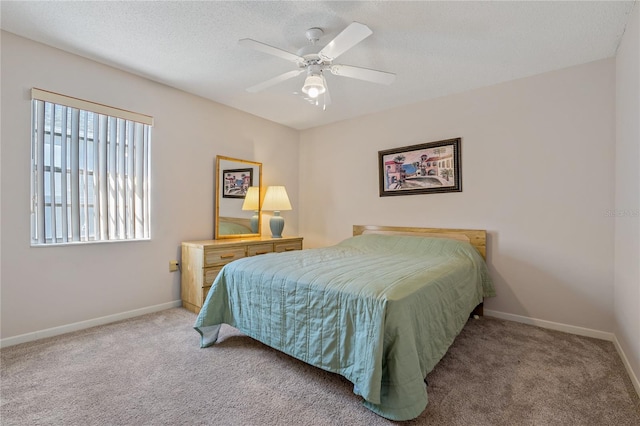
30,88,153,245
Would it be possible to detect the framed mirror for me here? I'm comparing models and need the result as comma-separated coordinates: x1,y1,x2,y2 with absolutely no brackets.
215,155,262,239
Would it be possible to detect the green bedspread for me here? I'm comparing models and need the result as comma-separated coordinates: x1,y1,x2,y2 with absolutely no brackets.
194,234,495,420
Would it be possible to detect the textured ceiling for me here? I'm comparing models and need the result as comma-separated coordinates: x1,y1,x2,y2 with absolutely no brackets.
1,1,636,130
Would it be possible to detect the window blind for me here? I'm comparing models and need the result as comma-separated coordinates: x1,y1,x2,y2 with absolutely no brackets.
31,89,152,245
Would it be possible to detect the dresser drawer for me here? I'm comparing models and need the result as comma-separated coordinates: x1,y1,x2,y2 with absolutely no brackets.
203,266,223,287
274,240,303,253
204,247,246,266
247,243,274,256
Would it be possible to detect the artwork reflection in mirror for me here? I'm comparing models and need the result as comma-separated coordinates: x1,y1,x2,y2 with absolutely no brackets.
215,156,262,239
222,168,253,198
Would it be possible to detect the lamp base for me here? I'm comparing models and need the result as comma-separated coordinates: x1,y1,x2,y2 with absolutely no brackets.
269,211,285,238
250,212,259,233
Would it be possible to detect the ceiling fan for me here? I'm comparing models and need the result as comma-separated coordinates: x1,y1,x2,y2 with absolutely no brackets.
239,22,395,109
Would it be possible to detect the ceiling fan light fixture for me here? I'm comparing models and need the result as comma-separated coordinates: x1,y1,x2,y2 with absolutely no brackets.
241,22,394,108
302,74,325,98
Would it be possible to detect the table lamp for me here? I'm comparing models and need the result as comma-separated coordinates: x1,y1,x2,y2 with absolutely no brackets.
241,186,260,233
261,186,292,238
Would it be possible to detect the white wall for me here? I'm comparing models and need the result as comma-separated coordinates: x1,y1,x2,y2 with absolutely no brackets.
614,4,640,388
299,59,616,333
0,32,299,339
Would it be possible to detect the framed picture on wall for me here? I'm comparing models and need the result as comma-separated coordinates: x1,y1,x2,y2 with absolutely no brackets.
222,168,253,198
378,138,462,197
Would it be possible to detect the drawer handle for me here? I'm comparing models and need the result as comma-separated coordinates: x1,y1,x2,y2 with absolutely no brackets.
284,248,296,251
255,251,269,255
220,254,236,259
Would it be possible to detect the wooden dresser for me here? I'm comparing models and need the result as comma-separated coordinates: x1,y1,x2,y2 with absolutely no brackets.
181,236,303,314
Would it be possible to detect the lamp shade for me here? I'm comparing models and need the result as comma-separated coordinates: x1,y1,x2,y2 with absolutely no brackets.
262,186,292,211
301,74,326,99
241,186,260,211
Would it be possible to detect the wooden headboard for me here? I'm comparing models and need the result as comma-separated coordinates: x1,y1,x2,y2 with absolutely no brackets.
353,225,487,259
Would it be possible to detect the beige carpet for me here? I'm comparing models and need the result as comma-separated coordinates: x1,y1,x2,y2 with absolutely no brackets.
1,308,639,425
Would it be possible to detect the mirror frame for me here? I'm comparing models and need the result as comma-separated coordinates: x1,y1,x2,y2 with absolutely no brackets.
215,155,262,239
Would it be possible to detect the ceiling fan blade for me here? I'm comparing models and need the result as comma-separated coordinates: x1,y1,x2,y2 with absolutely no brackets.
318,22,373,61
329,64,396,85
239,38,304,64
246,69,304,93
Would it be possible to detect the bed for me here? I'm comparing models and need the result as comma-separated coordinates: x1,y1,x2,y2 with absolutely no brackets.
194,225,495,420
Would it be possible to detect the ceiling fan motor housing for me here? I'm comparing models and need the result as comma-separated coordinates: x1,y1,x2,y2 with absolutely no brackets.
307,64,323,76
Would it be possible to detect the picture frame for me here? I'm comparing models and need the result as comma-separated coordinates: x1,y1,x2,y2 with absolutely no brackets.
379,138,461,197
222,168,253,198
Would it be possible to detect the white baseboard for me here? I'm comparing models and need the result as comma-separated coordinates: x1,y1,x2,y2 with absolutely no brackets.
0,300,182,348
485,309,639,398
484,309,615,341
613,334,640,397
